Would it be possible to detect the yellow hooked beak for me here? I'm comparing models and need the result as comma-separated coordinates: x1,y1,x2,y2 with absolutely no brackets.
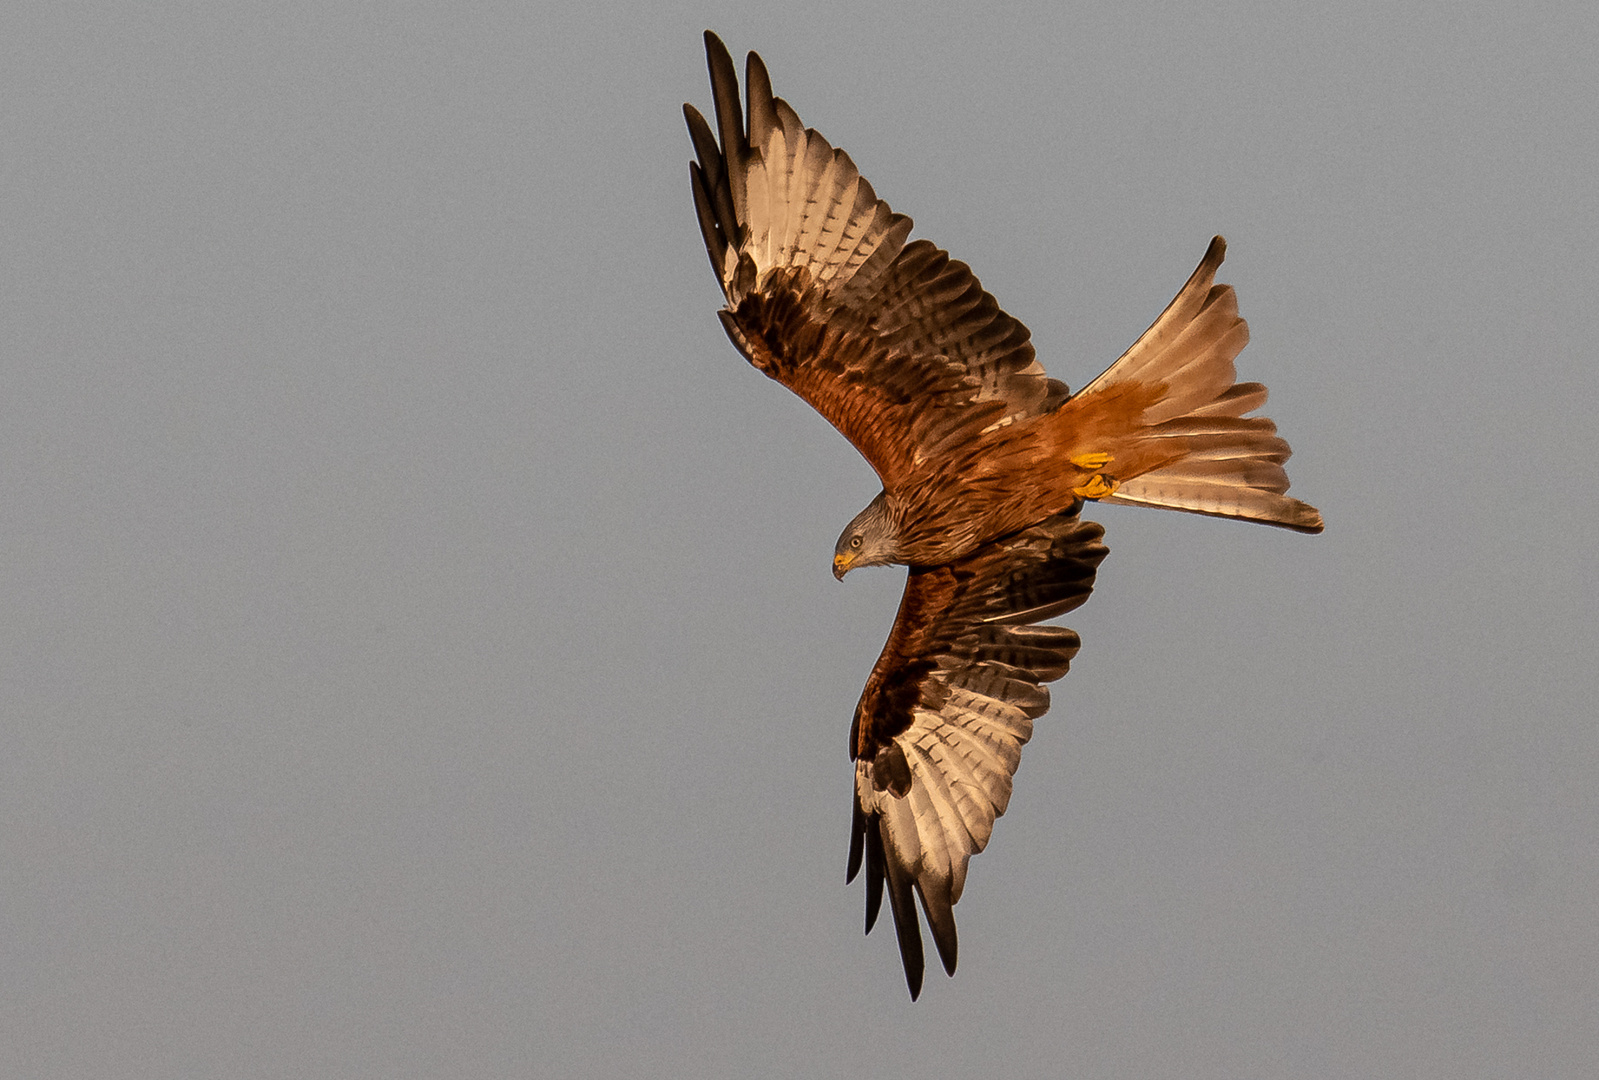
832,552,854,580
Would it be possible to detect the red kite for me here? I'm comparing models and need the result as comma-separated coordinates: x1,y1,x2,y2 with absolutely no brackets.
685,31,1322,999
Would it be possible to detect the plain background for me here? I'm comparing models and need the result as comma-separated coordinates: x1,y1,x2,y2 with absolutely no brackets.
3,2,1596,1077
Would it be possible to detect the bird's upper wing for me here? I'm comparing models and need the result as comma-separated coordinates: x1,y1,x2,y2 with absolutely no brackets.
844,510,1109,998
685,32,1065,492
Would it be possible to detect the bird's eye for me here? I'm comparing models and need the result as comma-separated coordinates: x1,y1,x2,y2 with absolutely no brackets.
850,536,862,548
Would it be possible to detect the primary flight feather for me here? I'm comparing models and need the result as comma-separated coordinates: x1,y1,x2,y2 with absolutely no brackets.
685,30,1322,999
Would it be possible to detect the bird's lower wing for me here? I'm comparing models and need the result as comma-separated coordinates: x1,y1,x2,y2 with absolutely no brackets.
846,511,1109,998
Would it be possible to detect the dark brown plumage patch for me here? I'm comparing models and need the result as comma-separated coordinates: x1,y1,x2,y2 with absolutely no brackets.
868,742,913,798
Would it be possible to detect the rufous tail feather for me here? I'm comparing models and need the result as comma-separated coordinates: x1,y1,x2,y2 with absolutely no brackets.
1047,236,1323,534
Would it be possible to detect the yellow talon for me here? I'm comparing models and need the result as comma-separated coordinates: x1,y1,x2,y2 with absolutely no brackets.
1070,452,1114,470
1074,474,1119,499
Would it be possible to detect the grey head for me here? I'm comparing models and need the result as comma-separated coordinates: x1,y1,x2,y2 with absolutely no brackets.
832,490,900,580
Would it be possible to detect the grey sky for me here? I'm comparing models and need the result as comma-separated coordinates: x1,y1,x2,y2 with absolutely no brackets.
3,2,1596,1077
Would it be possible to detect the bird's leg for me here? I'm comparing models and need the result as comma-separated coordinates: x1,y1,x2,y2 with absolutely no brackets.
1069,452,1119,499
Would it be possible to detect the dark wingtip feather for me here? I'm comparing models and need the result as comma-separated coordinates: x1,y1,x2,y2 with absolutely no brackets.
846,798,866,884
884,859,925,1000
745,51,777,145
703,32,744,166
688,162,726,277
682,103,719,176
919,883,959,977
864,818,886,933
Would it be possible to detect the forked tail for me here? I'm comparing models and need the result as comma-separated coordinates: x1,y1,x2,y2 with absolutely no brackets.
1047,236,1323,534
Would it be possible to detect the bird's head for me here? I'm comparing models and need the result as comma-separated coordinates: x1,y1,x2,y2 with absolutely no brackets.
833,491,899,580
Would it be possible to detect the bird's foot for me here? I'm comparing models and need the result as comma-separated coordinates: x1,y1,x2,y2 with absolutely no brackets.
1073,473,1119,499
1070,452,1117,498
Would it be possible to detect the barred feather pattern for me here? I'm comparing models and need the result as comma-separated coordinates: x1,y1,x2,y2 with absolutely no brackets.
846,511,1109,999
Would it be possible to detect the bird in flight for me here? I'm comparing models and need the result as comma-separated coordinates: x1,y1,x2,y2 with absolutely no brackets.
684,31,1322,999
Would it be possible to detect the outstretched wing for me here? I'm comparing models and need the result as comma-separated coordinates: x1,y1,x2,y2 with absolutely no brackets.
684,32,1065,493
845,510,1110,998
